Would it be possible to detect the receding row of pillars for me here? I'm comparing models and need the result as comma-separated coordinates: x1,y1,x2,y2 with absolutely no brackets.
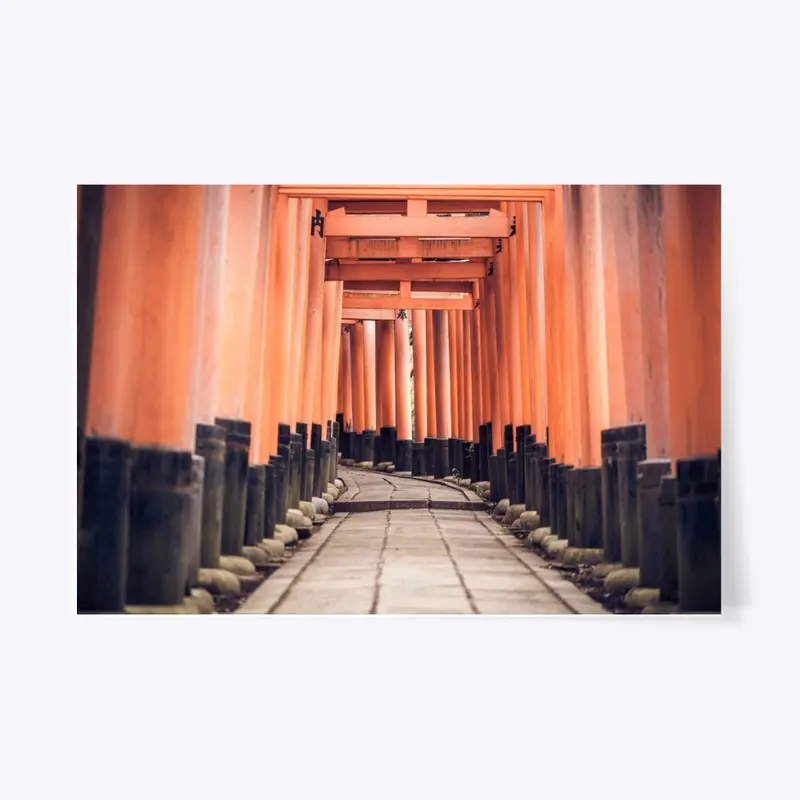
77,185,350,612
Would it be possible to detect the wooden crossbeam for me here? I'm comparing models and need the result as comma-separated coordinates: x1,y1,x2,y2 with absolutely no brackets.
342,310,398,322
279,185,555,201
343,280,475,294
324,207,508,239
325,238,495,259
328,200,503,214
325,260,487,281
342,293,473,311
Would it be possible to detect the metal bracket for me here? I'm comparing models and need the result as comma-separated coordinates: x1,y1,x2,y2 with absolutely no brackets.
357,319,364,325
397,309,407,320
509,216,517,237
486,261,494,277
343,325,350,333
311,209,325,238
474,299,480,309
496,239,503,254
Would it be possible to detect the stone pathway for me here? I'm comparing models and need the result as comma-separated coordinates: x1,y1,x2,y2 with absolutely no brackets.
238,469,607,615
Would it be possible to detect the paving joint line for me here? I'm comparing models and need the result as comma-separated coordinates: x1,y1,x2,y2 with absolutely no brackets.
268,512,352,614
428,489,479,614
369,480,396,614
470,511,579,615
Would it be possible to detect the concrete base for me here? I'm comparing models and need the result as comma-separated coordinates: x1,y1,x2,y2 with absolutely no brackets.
299,500,316,519
286,508,305,528
258,539,285,559
503,504,526,526
493,499,510,518
543,536,569,560
591,562,624,580
531,526,553,545
190,587,215,613
274,524,299,546
322,492,335,505
604,567,640,594
625,587,661,609
219,555,257,576
561,547,605,567
196,568,241,595
126,598,201,614
312,496,330,515
241,545,270,566
519,510,541,531
377,461,392,472
334,478,344,490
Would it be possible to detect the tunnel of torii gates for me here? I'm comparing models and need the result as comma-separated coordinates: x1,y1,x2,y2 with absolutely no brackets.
77,185,721,613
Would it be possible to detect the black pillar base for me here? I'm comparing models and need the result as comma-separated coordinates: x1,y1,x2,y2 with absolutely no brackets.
396,439,412,472
434,438,450,479
244,464,266,547
571,467,603,549
195,423,226,568
215,418,252,556
411,442,425,476
637,459,672,588
127,446,192,607
677,456,721,613
424,437,436,475
78,436,132,613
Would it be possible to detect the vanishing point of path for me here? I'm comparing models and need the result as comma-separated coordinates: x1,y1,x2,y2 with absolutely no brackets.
239,469,607,615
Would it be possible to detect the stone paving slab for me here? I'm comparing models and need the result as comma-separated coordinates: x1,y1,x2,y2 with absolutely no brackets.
238,468,608,615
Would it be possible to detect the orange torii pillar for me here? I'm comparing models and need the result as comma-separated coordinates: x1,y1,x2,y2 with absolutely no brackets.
524,201,548,441
394,312,413,470
482,270,503,452
510,202,532,426
504,202,524,428
302,199,327,428
662,184,721,612
432,310,452,477
286,199,313,430
462,310,474,443
339,326,354,431
376,319,396,463
425,310,438,439
83,185,208,611
447,310,460,438
351,322,366,433
363,320,377,432
411,309,428,441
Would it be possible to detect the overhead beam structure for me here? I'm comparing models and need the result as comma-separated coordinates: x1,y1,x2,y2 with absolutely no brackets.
326,260,487,282
279,185,556,201
325,238,495,259
328,200,502,215
324,207,509,239
342,293,473,311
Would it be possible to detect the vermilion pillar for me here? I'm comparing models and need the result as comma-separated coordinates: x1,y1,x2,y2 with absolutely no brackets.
363,320,377,430
395,313,412,440
340,326,353,430
411,309,428,441
462,310,474,442
525,202,548,440
351,322,366,431
87,185,206,450
377,320,396,427
286,199,313,425
473,281,490,431
247,186,278,462
663,185,721,461
321,280,344,424
432,310,452,438
302,199,328,426
448,310,460,437
482,271,503,450
215,185,265,423
505,202,524,426
425,310,438,437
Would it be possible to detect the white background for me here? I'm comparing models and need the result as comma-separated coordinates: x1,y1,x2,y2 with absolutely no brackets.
0,0,796,798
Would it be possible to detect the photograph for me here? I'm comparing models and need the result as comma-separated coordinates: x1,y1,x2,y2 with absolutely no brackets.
77,184,721,616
